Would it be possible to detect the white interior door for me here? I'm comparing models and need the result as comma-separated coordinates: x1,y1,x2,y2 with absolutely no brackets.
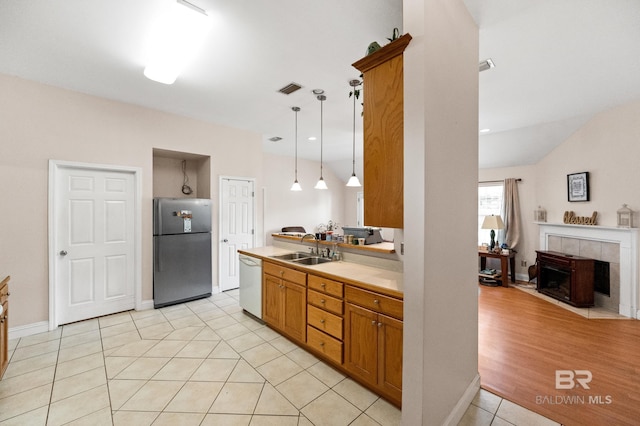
51,162,137,325
220,178,255,291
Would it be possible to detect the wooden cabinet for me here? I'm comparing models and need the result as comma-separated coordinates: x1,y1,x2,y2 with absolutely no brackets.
262,262,307,343
344,285,403,405
353,34,412,229
306,274,344,364
1,276,9,379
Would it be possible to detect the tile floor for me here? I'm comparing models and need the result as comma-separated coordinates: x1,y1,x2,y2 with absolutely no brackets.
1,290,557,425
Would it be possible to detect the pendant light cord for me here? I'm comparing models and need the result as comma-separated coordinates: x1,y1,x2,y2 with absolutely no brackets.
294,107,299,180
352,85,356,174
319,97,324,179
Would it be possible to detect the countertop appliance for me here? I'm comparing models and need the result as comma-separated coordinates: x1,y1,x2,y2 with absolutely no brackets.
153,198,212,308
239,254,262,319
341,227,384,245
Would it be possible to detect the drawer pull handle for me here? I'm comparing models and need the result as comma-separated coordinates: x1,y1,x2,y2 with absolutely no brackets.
320,299,325,304
320,342,325,347
371,320,376,326
373,299,379,304
280,271,284,276
320,319,325,323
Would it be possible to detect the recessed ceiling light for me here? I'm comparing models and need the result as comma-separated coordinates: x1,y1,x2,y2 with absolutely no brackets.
479,128,491,133
312,89,324,95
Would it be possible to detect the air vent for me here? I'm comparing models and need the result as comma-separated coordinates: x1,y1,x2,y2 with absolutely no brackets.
269,136,282,142
278,83,302,95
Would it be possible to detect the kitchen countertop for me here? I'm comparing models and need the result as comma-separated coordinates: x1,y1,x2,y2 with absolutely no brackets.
238,246,403,299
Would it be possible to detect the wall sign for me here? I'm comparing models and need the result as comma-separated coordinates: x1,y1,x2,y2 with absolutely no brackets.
563,211,598,225
567,172,590,202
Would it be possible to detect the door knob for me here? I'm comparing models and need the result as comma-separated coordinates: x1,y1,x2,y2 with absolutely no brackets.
59,250,68,256
223,239,229,243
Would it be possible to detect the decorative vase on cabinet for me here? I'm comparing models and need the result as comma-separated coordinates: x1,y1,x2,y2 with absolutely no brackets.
353,34,412,229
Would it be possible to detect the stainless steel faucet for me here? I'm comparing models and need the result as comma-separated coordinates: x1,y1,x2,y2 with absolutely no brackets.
301,233,319,255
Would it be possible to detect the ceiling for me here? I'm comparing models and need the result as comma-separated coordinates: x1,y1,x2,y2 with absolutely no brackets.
1,0,639,179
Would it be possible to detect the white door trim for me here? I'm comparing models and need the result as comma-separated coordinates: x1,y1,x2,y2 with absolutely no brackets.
218,176,256,292
48,160,142,330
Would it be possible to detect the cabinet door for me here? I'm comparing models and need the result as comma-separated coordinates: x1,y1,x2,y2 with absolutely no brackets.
379,314,403,401
263,274,282,329
283,282,306,342
345,303,378,386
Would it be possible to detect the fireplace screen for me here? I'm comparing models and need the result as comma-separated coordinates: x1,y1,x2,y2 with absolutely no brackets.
540,266,571,301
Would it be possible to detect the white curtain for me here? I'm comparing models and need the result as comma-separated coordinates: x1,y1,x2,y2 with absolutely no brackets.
500,178,522,250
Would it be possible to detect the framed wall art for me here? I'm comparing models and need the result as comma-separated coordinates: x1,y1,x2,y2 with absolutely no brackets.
567,172,590,202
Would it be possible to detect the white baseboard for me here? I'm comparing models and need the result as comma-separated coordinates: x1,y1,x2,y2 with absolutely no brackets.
139,299,155,311
443,373,481,426
9,320,50,340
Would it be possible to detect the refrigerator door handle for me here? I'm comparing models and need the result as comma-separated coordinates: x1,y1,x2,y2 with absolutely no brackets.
154,238,162,272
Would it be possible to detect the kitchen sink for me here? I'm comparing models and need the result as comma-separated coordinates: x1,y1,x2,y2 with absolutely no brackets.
271,252,311,260
291,256,332,265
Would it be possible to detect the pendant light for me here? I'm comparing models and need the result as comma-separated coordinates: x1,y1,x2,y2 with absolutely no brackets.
290,106,302,191
315,94,328,190
346,79,362,187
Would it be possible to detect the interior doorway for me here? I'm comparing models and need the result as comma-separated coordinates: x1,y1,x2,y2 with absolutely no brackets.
219,177,255,292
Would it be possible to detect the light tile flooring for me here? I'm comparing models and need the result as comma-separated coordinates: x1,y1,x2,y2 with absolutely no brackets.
1,290,557,425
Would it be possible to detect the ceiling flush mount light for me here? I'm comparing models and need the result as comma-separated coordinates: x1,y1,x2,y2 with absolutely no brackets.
346,79,362,187
290,107,302,191
479,58,495,72
315,94,328,190
144,0,212,84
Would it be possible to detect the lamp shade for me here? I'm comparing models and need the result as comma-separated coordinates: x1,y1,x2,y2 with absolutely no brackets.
481,215,505,230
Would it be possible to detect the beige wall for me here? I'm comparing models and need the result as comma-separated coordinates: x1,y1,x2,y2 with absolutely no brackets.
481,100,640,279
403,0,480,423
262,153,347,243
0,73,263,328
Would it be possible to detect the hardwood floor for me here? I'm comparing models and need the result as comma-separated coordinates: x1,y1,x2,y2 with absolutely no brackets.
478,283,640,426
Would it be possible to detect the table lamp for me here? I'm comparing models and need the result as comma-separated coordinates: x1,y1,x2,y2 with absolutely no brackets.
481,214,505,250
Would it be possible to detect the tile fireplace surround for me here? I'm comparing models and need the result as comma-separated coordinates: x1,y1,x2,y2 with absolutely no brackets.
537,223,639,319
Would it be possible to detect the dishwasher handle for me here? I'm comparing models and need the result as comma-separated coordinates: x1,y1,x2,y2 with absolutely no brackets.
239,256,261,267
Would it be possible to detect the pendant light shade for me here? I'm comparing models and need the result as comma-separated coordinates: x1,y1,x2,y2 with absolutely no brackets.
346,79,362,187
290,106,302,191
315,94,328,190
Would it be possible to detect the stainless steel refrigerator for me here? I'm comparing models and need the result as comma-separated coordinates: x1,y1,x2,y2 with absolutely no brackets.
153,198,212,308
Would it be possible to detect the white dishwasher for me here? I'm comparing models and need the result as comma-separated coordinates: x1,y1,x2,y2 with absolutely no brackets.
239,254,262,319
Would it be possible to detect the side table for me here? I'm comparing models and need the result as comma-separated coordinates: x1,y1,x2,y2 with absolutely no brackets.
478,251,516,288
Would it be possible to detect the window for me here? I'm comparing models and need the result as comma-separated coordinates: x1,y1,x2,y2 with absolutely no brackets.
478,183,503,245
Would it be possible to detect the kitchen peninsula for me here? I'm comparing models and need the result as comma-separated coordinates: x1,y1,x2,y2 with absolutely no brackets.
237,244,404,406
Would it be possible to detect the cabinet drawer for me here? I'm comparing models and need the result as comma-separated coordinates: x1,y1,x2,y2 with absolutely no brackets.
307,325,343,364
308,275,343,298
308,305,343,340
345,286,403,320
308,289,343,315
263,262,307,286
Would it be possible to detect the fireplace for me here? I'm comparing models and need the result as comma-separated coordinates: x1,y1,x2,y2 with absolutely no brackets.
594,260,610,296
537,223,639,318
536,251,594,307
